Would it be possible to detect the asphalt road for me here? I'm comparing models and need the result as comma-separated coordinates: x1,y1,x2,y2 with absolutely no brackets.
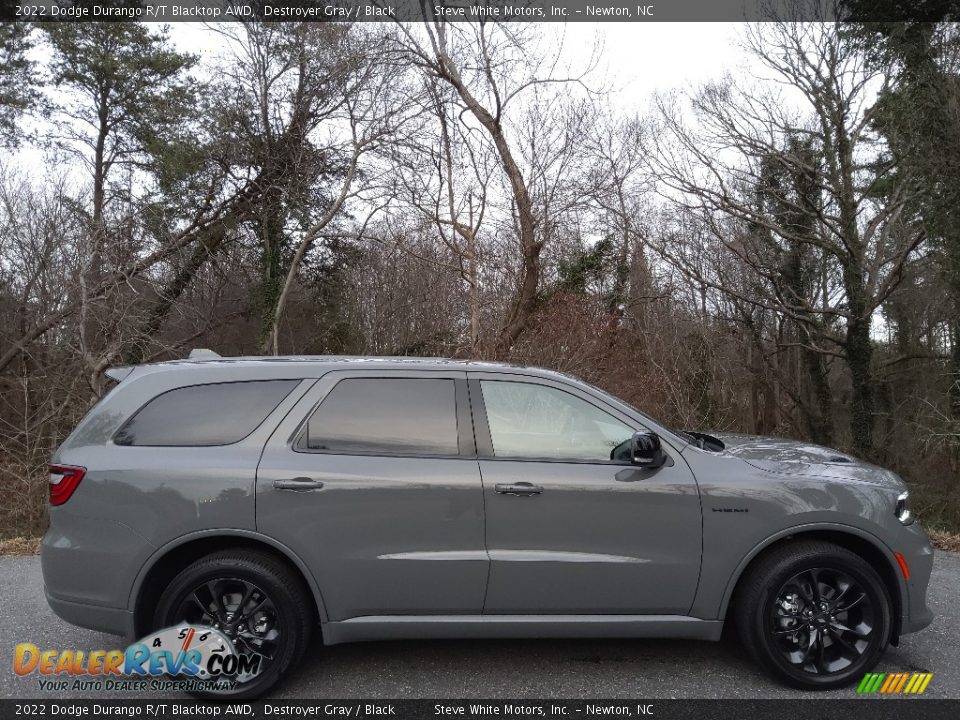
3,552,958,700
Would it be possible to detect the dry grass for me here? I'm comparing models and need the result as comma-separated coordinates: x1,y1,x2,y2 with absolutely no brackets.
929,528,960,553
0,536,41,556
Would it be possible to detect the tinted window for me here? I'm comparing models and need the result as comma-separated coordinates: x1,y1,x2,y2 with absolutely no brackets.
114,380,299,447
480,380,633,462
304,378,458,455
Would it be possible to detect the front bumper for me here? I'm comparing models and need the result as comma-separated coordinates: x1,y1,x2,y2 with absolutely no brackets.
902,603,933,634
897,523,935,636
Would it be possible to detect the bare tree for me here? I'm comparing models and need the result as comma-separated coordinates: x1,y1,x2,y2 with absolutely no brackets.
393,21,594,353
651,21,924,455
387,77,497,352
255,25,414,355
584,113,653,321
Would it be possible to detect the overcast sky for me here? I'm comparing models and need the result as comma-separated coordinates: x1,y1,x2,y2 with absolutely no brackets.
7,22,750,173
170,21,747,106
559,22,745,101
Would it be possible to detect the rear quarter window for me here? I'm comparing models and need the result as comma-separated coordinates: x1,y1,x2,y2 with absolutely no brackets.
301,377,459,456
113,380,299,447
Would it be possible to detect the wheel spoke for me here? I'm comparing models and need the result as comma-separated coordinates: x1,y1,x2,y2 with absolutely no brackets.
187,591,209,616
794,578,815,605
206,580,227,619
831,579,852,607
237,582,258,619
808,569,822,604
836,592,866,613
245,594,271,618
801,629,818,666
827,627,861,657
830,620,870,638
815,631,827,673
236,634,275,661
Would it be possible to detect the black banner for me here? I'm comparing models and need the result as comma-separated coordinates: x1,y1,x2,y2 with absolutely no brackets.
2,700,959,720
0,0,941,23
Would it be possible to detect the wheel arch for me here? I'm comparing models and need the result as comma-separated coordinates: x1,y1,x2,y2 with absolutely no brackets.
129,529,329,639
720,523,905,639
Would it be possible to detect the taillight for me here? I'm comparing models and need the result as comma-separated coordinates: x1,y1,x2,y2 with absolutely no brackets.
49,465,86,506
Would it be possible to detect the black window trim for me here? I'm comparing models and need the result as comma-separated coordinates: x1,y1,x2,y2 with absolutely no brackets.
468,375,666,467
111,378,303,448
292,375,475,460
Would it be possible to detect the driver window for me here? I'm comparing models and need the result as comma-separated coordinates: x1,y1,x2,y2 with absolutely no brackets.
479,380,633,462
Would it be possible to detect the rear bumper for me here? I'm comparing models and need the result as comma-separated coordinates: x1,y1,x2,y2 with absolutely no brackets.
41,514,156,638
45,588,135,639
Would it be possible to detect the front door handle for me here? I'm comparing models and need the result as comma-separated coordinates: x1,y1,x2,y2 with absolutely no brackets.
274,477,324,491
495,482,543,496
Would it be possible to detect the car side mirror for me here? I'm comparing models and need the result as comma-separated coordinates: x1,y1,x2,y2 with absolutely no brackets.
632,430,667,469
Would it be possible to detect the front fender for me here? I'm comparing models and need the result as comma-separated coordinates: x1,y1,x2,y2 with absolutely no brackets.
684,451,910,622
706,522,906,621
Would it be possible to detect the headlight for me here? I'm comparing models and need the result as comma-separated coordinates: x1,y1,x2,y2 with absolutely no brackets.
895,491,913,525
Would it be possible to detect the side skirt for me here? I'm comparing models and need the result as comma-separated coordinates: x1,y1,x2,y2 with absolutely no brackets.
321,615,724,645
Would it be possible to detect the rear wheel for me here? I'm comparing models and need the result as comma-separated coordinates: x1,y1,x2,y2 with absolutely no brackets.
735,540,892,689
154,549,312,699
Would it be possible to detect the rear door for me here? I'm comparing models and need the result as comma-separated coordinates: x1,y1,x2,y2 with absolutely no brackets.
255,369,488,621
472,373,703,616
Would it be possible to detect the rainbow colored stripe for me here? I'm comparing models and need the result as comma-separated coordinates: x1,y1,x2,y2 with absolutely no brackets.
857,672,933,695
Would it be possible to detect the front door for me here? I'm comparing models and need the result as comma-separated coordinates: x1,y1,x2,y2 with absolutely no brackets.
256,370,488,621
472,375,703,615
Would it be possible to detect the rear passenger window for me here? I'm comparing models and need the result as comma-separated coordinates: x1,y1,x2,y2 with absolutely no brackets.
302,378,458,456
114,380,299,447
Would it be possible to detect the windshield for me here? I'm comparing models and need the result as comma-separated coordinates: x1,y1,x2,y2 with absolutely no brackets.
573,378,726,451
574,379,694,446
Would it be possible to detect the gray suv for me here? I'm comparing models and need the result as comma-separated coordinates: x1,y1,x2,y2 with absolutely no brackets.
42,354,933,697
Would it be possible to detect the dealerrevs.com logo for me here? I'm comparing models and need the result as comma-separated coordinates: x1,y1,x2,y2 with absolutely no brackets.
14,624,261,692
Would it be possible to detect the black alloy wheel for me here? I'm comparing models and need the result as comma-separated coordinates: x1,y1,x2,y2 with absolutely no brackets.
175,576,282,682
154,549,312,699
735,540,892,689
768,567,877,675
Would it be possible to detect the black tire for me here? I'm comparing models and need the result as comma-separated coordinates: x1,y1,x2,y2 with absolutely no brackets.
153,549,313,699
734,540,892,690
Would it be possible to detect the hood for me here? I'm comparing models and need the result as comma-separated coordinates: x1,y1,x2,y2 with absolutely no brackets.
709,433,905,490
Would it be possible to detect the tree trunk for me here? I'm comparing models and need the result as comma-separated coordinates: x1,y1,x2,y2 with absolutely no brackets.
949,258,960,417
122,227,227,365
467,232,481,354
949,314,960,418
430,50,540,355
845,310,874,457
801,344,834,446
256,197,287,350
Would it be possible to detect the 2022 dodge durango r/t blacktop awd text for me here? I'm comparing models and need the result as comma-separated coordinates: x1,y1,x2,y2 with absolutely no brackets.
42,353,933,698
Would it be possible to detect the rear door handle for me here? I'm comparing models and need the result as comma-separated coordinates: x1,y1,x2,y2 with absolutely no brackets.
495,482,543,496
274,477,324,491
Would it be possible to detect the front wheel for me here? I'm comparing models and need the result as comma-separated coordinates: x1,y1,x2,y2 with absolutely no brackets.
153,549,313,699
735,540,893,689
